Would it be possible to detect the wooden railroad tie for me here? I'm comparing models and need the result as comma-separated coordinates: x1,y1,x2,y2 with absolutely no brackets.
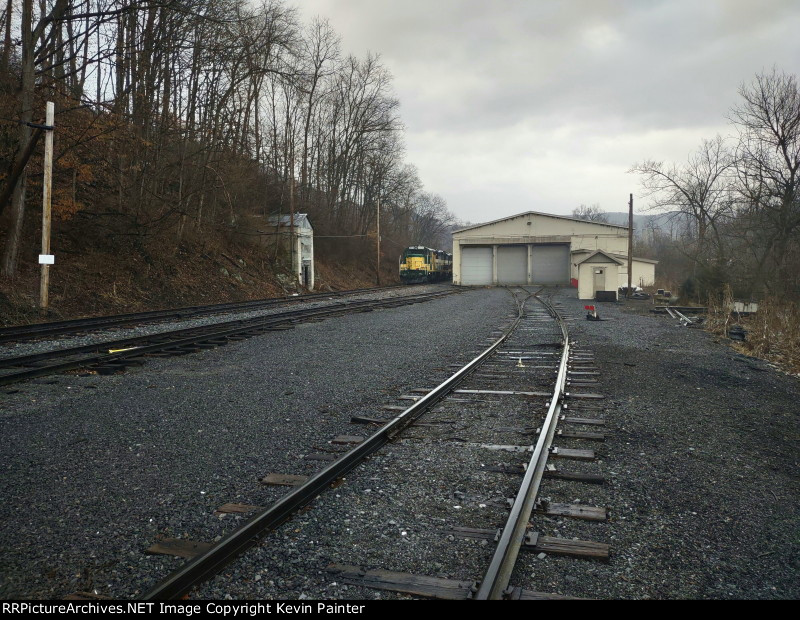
562,416,606,426
447,527,609,561
146,538,213,559
455,389,551,397
564,392,606,400
214,502,261,515
481,464,605,484
259,473,309,486
549,446,596,461
494,426,606,440
533,500,607,521
524,531,609,560
350,415,387,425
330,435,364,445
325,564,579,600
546,468,605,484
532,427,606,441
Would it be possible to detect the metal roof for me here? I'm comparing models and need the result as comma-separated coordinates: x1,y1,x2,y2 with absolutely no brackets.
574,250,626,266
571,249,658,264
267,213,313,230
453,211,629,234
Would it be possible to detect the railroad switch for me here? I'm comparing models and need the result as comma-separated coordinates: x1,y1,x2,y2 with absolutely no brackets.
584,305,600,321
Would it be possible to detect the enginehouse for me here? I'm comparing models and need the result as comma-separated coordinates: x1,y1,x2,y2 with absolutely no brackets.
451,211,656,299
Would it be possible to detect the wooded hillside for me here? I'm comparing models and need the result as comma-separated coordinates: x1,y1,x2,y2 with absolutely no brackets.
0,0,457,323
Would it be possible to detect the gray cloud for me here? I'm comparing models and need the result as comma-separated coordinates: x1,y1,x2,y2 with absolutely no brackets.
297,0,800,221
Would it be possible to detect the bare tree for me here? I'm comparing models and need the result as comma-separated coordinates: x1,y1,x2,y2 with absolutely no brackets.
1,0,71,276
572,203,608,222
630,136,736,287
0,0,455,286
730,68,800,298
297,17,339,202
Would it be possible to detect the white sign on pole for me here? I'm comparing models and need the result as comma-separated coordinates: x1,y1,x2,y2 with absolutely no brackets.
38,254,55,265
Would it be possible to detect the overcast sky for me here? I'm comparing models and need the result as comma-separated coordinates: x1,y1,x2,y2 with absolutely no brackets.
294,0,800,223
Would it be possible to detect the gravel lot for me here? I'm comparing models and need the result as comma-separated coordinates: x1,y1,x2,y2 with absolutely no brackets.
0,286,512,599
0,285,445,361
514,291,799,600
1,286,797,600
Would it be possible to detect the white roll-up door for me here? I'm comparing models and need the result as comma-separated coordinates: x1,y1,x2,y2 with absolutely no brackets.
461,246,493,285
531,244,569,284
497,245,528,284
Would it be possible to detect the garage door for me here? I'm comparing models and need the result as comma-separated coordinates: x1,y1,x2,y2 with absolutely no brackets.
531,244,569,284
461,246,493,285
497,245,528,284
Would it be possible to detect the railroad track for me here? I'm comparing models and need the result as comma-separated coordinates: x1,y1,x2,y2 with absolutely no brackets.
0,284,412,344
0,289,453,387
108,286,609,601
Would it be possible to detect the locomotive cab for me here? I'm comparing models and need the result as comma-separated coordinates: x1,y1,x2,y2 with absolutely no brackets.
399,246,431,283
400,246,452,284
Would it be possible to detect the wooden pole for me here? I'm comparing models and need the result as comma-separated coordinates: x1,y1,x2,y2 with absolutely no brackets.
39,101,54,316
627,193,633,298
289,153,295,282
376,197,381,286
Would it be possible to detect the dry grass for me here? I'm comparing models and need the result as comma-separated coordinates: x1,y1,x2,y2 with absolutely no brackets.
706,286,800,376
0,236,399,327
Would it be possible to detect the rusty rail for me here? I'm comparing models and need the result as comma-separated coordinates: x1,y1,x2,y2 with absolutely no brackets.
475,292,570,600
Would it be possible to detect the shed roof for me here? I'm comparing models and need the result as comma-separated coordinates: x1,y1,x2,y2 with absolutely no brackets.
571,249,658,265
453,210,628,234
267,213,313,230
574,250,626,266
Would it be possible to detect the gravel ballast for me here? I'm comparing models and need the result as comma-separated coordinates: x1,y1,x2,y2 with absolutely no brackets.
512,291,799,600
0,286,512,599
1,286,797,600
0,285,445,361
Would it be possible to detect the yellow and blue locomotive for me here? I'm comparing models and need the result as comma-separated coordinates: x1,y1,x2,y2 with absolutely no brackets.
399,246,453,283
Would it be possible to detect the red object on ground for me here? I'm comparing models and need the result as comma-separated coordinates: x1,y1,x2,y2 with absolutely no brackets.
584,305,595,311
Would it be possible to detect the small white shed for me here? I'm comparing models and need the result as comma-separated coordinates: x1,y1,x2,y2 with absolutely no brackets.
576,250,624,300
571,249,657,293
267,213,315,289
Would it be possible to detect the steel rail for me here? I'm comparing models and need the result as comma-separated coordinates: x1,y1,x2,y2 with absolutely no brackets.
0,291,453,386
0,284,414,344
139,290,530,600
0,291,446,368
475,292,570,600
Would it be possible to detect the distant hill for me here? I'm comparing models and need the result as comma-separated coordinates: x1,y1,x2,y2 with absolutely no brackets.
603,211,688,240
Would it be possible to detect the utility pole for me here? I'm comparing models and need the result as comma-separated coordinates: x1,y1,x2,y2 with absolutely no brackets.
39,101,54,316
627,193,633,298
376,197,381,286
289,153,295,283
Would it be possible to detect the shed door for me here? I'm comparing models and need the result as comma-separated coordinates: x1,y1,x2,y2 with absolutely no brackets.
461,246,493,285
593,267,605,293
531,244,569,284
497,245,528,284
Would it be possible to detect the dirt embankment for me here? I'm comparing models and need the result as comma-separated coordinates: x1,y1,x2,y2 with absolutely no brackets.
0,236,397,327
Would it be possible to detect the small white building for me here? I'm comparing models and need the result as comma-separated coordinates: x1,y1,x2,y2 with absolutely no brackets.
451,211,656,299
267,213,315,289
571,249,657,293
574,250,625,300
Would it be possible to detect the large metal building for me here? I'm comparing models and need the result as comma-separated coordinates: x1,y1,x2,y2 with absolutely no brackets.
451,211,656,298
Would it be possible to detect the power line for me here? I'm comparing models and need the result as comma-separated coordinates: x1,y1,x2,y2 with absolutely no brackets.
314,234,369,238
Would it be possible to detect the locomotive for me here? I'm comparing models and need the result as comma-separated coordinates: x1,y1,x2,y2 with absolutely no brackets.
399,246,453,283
